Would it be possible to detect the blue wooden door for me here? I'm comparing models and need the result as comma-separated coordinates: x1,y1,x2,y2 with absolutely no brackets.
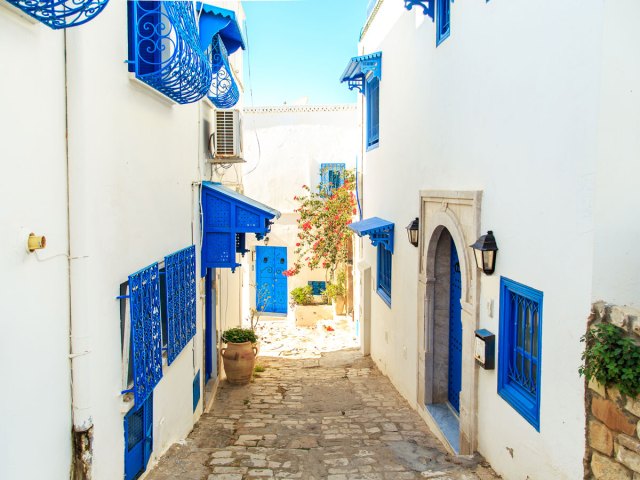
124,393,153,480
256,246,287,314
448,239,463,413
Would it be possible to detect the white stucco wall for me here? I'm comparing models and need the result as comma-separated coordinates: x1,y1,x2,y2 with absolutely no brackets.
355,0,618,478
241,105,360,312
0,7,72,479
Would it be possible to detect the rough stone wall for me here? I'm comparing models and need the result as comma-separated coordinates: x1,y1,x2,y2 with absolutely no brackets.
585,302,640,479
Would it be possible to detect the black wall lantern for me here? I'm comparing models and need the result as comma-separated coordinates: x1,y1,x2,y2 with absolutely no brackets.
406,217,419,247
470,230,498,275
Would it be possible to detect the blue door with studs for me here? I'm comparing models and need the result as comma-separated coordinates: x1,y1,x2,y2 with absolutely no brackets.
256,246,287,314
448,239,463,413
124,393,153,480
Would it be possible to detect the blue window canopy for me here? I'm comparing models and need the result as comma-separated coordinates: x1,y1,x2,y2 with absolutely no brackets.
201,182,280,275
128,1,212,105
340,52,382,94
348,217,394,253
207,34,240,108
404,0,435,20
5,0,110,29
197,2,246,55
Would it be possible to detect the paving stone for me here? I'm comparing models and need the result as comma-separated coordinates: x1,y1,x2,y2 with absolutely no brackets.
145,349,499,480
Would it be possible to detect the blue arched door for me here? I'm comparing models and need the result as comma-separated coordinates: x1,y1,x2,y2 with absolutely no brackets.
448,239,463,413
256,246,288,314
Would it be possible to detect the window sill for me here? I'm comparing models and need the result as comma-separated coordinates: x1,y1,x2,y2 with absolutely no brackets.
128,74,177,107
498,384,539,431
366,141,379,152
376,287,391,307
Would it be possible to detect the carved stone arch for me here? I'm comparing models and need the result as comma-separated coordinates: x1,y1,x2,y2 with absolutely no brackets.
417,191,481,456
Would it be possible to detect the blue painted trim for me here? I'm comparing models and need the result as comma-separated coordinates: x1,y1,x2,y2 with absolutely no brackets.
376,244,392,307
193,370,201,412
207,34,240,108
124,392,153,480
197,2,245,54
340,52,382,93
436,0,451,46
5,0,109,29
498,277,543,431
348,217,394,253
366,76,380,149
320,163,346,196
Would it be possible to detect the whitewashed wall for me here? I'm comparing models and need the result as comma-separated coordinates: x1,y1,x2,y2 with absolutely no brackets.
355,0,627,478
0,0,247,478
241,105,360,314
0,6,72,479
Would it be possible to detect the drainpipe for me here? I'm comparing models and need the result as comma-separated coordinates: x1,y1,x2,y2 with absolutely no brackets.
64,31,94,479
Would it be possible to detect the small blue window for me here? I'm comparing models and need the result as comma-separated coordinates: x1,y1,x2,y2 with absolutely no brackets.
320,163,346,196
366,77,380,150
308,281,327,296
498,277,543,431
436,0,451,46
376,244,392,306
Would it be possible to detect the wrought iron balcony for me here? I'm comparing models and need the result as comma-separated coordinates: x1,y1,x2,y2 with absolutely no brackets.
5,0,110,29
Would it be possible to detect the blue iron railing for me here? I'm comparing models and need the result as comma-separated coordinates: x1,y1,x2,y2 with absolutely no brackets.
128,1,211,104
164,246,197,365
5,0,110,29
129,263,163,405
207,34,240,108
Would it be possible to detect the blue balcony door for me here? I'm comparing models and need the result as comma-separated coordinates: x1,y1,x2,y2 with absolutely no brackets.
448,239,463,413
256,246,288,314
124,393,153,480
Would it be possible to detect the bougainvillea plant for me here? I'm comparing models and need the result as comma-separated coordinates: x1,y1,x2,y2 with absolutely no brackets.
283,170,356,278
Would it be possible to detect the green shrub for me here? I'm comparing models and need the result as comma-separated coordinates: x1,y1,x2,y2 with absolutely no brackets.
290,285,314,305
222,327,258,344
324,269,346,301
579,322,640,397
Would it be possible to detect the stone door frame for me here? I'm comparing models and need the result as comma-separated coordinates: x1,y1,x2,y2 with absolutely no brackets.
417,190,481,455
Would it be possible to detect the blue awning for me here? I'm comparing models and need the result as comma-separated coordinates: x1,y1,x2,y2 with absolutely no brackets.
340,52,382,93
201,182,280,274
348,217,394,253
197,2,246,55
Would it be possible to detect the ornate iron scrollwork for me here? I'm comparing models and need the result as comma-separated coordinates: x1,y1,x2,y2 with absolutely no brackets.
130,1,212,104
5,0,110,29
165,246,196,366
207,34,240,108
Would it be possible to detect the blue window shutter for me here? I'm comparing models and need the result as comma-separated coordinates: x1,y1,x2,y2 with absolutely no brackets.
124,392,153,480
376,244,392,306
366,77,380,149
193,371,201,412
320,163,346,196
498,277,543,430
129,264,163,405
164,246,197,365
436,0,451,46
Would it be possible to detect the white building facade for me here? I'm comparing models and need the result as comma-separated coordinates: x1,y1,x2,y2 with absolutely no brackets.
0,1,274,479
346,1,640,479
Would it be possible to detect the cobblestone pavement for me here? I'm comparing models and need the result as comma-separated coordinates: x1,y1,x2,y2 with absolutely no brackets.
146,349,499,480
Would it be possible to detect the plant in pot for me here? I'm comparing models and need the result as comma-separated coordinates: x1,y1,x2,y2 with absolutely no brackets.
324,269,347,315
290,285,314,307
221,327,258,385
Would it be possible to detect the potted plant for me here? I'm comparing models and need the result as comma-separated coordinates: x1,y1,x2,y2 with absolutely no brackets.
221,327,258,385
290,285,332,327
290,285,314,307
324,270,346,315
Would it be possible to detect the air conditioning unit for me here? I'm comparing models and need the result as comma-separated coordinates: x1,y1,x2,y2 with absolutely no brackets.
209,109,245,164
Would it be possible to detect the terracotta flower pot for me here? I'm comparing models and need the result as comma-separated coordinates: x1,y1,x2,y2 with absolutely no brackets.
221,341,258,385
333,295,346,315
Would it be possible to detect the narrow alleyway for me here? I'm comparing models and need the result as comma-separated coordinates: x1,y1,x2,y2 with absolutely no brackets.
146,349,499,480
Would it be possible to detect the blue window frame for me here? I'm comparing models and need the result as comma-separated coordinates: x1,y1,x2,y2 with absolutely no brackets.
436,0,451,46
376,244,392,306
320,163,346,196
498,277,543,431
308,281,327,296
366,76,380,149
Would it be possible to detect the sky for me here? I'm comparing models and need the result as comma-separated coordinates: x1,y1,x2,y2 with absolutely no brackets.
242,0,370,106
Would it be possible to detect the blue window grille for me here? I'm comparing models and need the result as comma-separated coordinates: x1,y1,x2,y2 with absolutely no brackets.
193,370,201,412
127,1,211,104
366,77,380,149
124,392,153,480
376,244,392,306
5,0,109,29
308,281,327,296
129,263,163,405
207,34,240,108
436,0,451,46
320,163,346,196
164,246,197,365
498,277,543,431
